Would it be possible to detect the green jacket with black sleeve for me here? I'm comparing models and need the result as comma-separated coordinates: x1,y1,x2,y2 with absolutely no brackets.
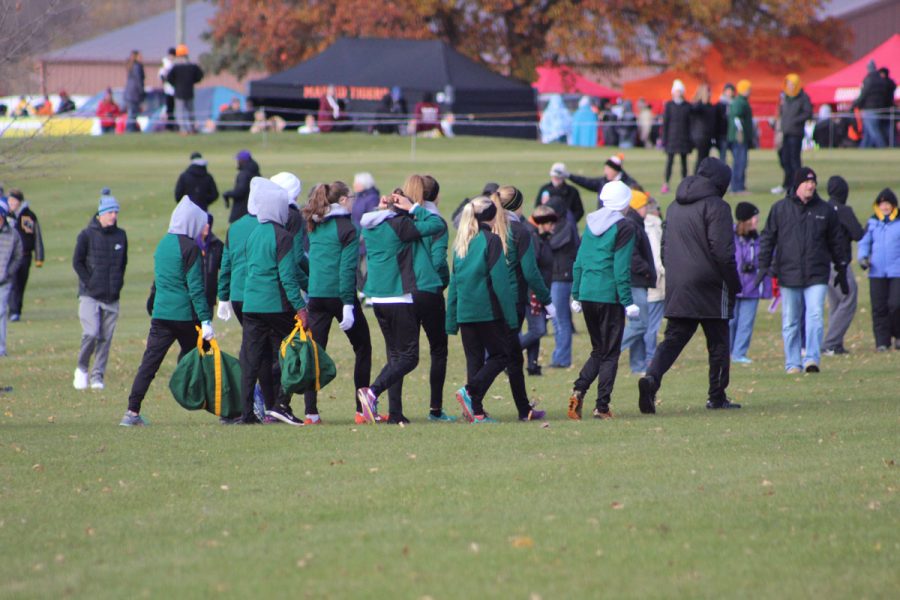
572,208,634,306
412,201,449,294
307,204,359,304
153,199,212,322
506,213,552,308
216,213,257,302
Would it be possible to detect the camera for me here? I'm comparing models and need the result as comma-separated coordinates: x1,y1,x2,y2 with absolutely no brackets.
741,263,756,273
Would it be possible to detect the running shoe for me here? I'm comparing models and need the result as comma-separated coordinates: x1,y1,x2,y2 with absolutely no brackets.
266,404,304,426
119,411,147,427
356,387,378,424
428,411,458,422
456,387,474,423
567,389,584,420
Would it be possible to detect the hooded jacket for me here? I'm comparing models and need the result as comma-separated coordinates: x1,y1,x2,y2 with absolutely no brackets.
533,181,584,224
307,203,359,304
779,89,813,137
504,213,552,308
0,218,23,286
858,193,900,278
825,176,865,263
622,208,657,289
758,191,848,288
73,217,128,303
174,162,219,210
662,99,693,154
152,198,210,322
734,230,773,299
572,207,634,305
226,157,260,223
411,201,449,295
242,178,306,313
663,159,740,319
217,213,258,303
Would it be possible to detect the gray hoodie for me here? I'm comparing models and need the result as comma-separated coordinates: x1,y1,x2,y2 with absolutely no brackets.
250,176,289,226
360,208,399,229
324,203,350,220
168,196,208,241
586,207,624,237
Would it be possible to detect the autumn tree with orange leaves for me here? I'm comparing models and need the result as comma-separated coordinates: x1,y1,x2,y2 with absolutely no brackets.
204,0,848,81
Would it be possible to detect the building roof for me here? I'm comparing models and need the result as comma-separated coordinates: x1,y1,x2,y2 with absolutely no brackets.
42,2,215,63
819,0,893,18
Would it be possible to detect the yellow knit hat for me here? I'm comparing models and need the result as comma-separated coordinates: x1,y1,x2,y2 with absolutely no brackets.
784,74,801,96
629,190,649,210
736,79,752,95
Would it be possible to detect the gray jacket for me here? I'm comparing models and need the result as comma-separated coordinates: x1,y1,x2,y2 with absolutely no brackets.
779,90,812,137
0,222,24,285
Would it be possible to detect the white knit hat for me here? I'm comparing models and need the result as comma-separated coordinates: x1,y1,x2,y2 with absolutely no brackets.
599,180,632,211
270,172,302,206
671,79,686,94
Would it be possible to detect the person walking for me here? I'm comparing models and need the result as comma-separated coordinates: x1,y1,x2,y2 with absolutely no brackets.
5,189,44,322
774,74,813,196
120,198,213,426
568,180,637,420
641,197,665,368
755,167,849,373
519,205,557,375
166,44,204,135
0,198,23,357
617,190,657,375
637,157,741,413
689,84,717,174
852,61,889,148
546,199,579,368
728,80,754,194
858,188,900,351
729,202,772,364
174,152,219,211
72,189,127,390
123,50,145,133
301,181,372,425
823,176,865,355
661,79,692,194
224,150,260,223
568,153,642,210
446,197,517,423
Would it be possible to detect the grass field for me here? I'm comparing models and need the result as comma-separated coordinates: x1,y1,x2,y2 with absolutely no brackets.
1,133,898,599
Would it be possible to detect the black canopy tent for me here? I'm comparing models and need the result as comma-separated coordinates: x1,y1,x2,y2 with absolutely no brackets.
248,37,537,139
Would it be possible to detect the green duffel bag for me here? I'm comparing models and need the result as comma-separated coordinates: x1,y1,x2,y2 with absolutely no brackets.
169,330,243,419
279,319,337,395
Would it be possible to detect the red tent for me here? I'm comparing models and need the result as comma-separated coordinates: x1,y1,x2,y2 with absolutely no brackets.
806,34,900,105
533,64,621,99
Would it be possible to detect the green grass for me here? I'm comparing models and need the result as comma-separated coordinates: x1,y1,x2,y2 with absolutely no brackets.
1,133,898,599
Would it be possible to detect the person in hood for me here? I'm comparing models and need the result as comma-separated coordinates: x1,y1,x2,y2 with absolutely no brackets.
729,202,772,364
568,153,642,210
568,180,637,420
0,197,23,357
356,184,445,424
300,181,372,425
638,157,741,414
72,188,127,390
755,167,849,373
121,197,213,427
823,175,865,355
728,80,754,194
224,150,260,223
539,94,572,144
238,177,308,425
570,96,598,148
174,152,219,210
661,79,692,194
201,214,224,311
5,189,44,322
857,188,900,351
775,74,813,196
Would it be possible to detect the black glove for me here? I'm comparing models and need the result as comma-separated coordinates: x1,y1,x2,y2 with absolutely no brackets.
858,256,870,271
741,263,756,274
223,193,232,208
834,267,849,295
750,270,766,290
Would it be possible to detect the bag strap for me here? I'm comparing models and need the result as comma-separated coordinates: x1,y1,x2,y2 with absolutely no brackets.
194,326,223,415
279,317,307,358
308,327,322,392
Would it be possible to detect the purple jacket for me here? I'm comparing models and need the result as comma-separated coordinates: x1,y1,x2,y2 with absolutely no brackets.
351,187,380,255
735,230,773,299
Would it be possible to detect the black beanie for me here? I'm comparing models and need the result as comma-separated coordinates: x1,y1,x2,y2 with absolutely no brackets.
735,201,758,222
876,188,898,209
793,167,817,191
501,188,524,212
827,176,849,205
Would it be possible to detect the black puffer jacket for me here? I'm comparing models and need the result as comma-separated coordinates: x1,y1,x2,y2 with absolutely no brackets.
689,101,717,145
663,158,739,319
225,158,260,223
548,219,579,282
826,176,865,262
662,100,693,154
623,208,656,289
72,217,128,303
174,163,219,210
758,192,848,288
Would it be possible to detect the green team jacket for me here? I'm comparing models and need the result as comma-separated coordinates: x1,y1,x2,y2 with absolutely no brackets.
446,226,518,333
572,208,634,305
242,222,307,313
217,214,257,302
152,233,211,322
412,202,450,294
307,205,359,304
360,204,444,298
507,215,552,307
727,94,754,146
286,205,310,291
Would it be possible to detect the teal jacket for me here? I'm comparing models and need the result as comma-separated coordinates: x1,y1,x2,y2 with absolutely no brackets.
572,208,634,305
152,233,211,322
506,214,552,307
286,205,310,291
217,213,257,302
412,201,449,294
242,222,307,313
446,225,518,333
307,204,359,304
360,204,444,298
727,94,754,146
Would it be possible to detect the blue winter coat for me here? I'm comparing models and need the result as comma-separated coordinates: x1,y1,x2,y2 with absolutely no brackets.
858,209,900,278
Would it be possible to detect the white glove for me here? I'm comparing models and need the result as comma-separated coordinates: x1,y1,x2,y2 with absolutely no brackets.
216,300,233,321
625,304,640,320
338,304,355,331
544,302,557,320
201,320,215,341
570,299,582,314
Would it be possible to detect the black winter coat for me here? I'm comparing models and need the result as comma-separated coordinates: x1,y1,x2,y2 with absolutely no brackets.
166,62,203,100
779,90,813,137
525,222,554,289
72,218,128,303
758,193,848,288
174,164,219,210
826,178,865,262
663,160,740,319
662,100,693,154
689,101,717,145
853,71,888,110
225,158,260,223
548,219,579,282
715,101,730,140
203,233,224,309
12,205,44,260
623,208,657,289
569,171,642,210
534,182,584,223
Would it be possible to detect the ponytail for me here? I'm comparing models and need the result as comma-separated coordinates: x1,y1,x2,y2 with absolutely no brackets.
302,184,331,232
488,192,509,256
454,197,493,259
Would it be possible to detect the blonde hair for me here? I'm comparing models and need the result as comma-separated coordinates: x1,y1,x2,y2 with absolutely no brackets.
401,174,426,206
488,189,511,255
454,197,493,259
694,83,710,104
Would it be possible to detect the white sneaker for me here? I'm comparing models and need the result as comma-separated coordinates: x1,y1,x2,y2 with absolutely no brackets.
770,185,785,195
90,381,105,390
73,368,89,390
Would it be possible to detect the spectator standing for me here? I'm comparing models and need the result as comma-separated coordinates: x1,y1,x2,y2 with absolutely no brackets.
123,50,145,133
640,197,665,368
159,47,177,131
774,74,812,196
546,200,579,368
174,151,219,211
56,90,76,114
318,85,341,133
728,80,754,194
570,96,598,148
756,167,848,373
857,188,900,351
729,202,772,364
568,153,642,211
637,99,654,148
539,95,572,144
412,92,441,135
852,61,888,148
0,198,23,357
534,162,584,225
823,176,865,355
6,189,44,322
350,172,380,295
519,205,557,375
637,157,741,413
96,88,120,135
878,68,897,145
715,83,735,161
166,44,204,135
661,79,692,194
224,150,260,223
201,215,224,311
72,189,127,390
689,84,717,173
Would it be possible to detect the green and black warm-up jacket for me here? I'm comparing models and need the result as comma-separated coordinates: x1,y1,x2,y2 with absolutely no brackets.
307,213,359,305
217,213,257,303
286,205,310,291
152,233,211,322
242,221,307,313
412,207,449,294
572,211,634,306
506,217,552,308
446,225,518,334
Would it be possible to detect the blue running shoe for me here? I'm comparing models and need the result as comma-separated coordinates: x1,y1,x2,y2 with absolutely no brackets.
456,387,474,423
119,411,148,427
472,413,497,424
428,411,458,422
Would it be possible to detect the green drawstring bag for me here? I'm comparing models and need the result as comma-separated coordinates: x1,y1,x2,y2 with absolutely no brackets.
169,329,243,419
279,319,337,395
